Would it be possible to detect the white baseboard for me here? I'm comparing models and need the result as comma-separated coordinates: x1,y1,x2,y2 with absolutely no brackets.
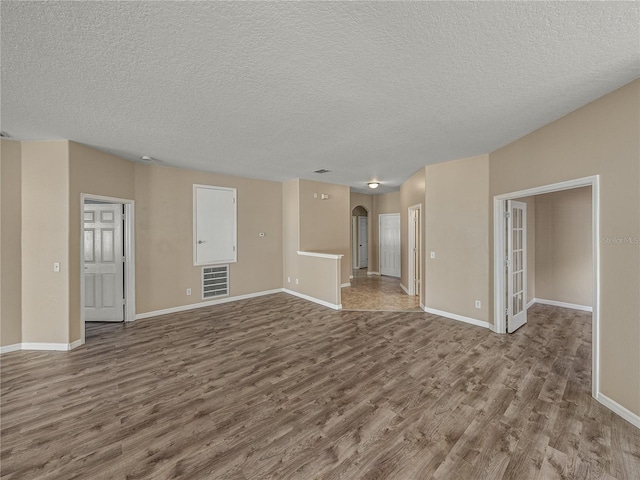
350,275,354,279
367,271,380,276
341,282,351,288
400,283,409,295
526,298,536,309
1,340,85,354
0,343,21,354
533,298,592,312
596,392,640,429
136,289,284,320
423,307,490,330
283,289,342,310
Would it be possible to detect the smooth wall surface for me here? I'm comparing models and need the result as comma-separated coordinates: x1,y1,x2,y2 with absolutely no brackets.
400,168,426,294
1,139,23,347
489,79,640,416
535,187,593,307
21,141,70,344
425,155,490,321
68,142,136,341
298,179,350,285
135,164,283,314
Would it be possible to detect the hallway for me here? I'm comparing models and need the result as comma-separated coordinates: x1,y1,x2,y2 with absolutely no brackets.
342,269,422,312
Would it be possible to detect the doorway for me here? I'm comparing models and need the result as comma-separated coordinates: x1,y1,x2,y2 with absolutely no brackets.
80,194,136,344
493,175,599,396
351,206,369,270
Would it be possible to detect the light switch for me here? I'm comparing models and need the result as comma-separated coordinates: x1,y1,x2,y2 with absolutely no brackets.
53,262,60,272
430,252,436,259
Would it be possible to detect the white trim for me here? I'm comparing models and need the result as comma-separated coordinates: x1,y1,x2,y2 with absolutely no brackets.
493,175,600,400
341,282,351,288
0,344,21,354
367,271,381,276
407,203,422,300
283,289,342,310
350,275,354,279
400,283,409,295
526,298,536,309
424,307,490,330
533,298,592,312
297,250,344,259
1,341,84,354
81,194,136,346
20,343,74,351
596,392,640,429
136,289,283,320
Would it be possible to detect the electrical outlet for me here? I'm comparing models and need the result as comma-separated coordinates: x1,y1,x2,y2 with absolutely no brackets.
186,288,192,296
430,252,436,259
475,300,481,309
295,278,299,285
287,276,291,283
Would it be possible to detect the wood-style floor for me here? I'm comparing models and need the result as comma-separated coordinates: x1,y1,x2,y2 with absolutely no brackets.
1,294,639,479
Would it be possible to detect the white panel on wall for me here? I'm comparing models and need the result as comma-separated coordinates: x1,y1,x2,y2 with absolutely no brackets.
194,185,237,265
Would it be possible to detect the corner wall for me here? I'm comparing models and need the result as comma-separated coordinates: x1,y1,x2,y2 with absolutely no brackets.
1,139,23,347
400,168,426,293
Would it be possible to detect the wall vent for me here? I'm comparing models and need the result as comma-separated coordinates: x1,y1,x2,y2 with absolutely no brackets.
202,265,229,299
313,169,330,174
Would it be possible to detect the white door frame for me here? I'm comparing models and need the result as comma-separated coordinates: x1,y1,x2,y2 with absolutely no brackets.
80,194,136,345
407,204,422,302
493,175,599,396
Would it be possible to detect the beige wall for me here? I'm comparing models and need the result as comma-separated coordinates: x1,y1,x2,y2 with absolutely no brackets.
21,141,70,344
68,142,136,341
298,179,350,285
283,179,300,287
424,155,490,321
1,139,23,347
400,168,426,291
489,79,640,416
135,163,283,314
535,187,592,307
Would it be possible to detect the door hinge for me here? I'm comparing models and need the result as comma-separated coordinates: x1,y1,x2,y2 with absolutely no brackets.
505,308,509,316
233,246,236,251
122,256,126,263
504,257,510,267
504,211,511,219
233,197,236,204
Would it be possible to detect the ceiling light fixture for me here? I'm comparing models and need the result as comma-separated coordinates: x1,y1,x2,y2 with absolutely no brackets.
140,155,154,162
367,181,380,189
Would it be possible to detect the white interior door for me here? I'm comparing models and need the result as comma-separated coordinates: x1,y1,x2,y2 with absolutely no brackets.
358,216,368,268
84,203,124,322
352,216,358,269
507,200,527,333
379,214,401,277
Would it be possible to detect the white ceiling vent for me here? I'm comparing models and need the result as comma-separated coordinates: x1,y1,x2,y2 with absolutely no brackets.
202,265,229,299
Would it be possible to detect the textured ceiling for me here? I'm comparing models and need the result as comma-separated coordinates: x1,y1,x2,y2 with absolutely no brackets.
1,1,639,194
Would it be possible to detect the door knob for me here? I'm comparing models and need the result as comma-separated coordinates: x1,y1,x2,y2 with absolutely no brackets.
198,240,206,244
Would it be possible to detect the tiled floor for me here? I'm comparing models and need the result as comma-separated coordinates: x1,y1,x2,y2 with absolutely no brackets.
341,268,422,311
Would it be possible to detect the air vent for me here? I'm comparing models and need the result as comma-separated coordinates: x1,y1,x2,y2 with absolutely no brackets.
202,265,229,299
0,131,11,138
313,169,330,174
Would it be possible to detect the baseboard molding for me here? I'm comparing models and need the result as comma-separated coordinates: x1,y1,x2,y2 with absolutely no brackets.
20,343,75,351
69,339,83,350
526,298,536,309
136,289,284,320
596,392,640,429
0,343,21,354
423,307,490,330
341,282,351,288
533,298,592,312
400,283,409,295
283,289,342,310
350,275,354,279
367,271,380,276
